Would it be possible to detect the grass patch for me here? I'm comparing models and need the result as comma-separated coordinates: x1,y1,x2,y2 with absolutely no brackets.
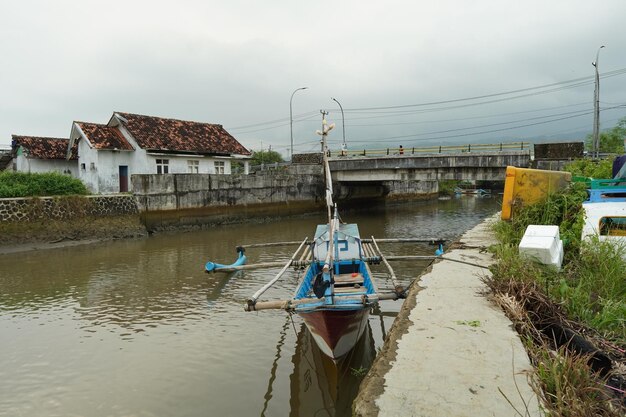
0,171,88,198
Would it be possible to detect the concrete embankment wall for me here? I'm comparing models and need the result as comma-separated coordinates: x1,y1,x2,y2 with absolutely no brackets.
0,164,438,234
131,164,439,230
131,166,327,230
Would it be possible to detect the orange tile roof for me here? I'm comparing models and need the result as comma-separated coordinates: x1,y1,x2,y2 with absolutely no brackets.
76,122,134,150
11,135,77,160
115,112,250,155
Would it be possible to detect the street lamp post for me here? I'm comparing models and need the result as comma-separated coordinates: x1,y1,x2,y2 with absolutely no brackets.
592,45,605,158
331,97,346,151
290,87,308,160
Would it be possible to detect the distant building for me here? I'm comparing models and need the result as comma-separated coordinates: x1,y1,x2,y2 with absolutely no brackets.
67,112,252,194
10,135,78,176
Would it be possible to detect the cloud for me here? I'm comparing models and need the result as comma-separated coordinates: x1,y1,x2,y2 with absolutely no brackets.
1,0,626,154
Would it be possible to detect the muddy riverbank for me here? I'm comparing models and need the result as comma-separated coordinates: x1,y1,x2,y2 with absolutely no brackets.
0,215,147,253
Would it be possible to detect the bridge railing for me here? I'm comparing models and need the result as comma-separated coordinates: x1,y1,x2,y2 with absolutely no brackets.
329,142,530,157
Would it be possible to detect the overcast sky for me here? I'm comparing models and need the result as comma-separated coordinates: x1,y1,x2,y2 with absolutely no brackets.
1,0,626,156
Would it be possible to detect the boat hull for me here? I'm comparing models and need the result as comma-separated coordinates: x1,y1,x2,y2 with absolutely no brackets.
299,308,370,359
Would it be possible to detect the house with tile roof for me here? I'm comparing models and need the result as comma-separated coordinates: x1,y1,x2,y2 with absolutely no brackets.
68,112,251,194
10,136,78,176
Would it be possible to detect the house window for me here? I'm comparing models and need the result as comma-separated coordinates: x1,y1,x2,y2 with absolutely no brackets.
81,163,86,171
214,161,225,174
187,160,199,174
156,159,169,174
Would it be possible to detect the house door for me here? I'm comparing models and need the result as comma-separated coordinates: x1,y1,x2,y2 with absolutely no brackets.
119,165,128,192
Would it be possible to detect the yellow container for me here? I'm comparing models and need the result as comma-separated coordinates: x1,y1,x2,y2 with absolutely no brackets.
501,166,572,220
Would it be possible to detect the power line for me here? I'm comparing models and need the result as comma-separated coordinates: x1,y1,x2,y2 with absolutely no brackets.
343,67,626,111
352,112,593,144
232,68,626,143
344,104,625,145
345,101,591,127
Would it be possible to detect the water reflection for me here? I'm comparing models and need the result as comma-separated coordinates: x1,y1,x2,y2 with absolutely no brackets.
259,319,376,417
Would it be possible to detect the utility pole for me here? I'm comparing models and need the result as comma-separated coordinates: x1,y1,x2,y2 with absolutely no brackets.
319,110,328,153
592,45,605,158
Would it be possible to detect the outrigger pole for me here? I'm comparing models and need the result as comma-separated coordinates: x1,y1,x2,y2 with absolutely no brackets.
370,236,403,295
246,237,309,308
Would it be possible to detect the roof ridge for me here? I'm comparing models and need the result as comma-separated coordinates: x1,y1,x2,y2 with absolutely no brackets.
114,111,221,126
11,135,69,140
74,121,110,126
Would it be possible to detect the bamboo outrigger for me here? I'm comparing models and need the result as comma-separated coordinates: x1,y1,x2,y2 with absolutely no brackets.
204,112,447,359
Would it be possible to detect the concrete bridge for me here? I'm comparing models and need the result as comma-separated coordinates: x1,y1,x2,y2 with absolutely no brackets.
328,151,531,182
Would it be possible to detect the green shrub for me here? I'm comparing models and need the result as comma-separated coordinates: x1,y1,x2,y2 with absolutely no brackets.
564,157,615,179
0,172,88,198
438,180,459,196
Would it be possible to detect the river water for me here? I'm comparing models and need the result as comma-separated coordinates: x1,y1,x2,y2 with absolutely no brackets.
0,196,499,417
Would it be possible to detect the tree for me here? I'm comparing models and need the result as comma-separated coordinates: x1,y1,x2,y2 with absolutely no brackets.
586,116,626,153
251,149,284,166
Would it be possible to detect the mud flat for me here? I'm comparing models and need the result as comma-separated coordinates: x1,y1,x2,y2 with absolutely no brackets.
354,215,541,417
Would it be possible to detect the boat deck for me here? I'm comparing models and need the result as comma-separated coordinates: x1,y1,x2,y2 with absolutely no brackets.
333,273,365,294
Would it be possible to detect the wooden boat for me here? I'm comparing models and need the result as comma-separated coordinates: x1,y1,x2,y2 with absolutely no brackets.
233,112,446,359
242,113,409,360
290,216,378,358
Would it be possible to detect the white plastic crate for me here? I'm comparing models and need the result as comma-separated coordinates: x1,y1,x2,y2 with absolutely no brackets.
519,225,563,270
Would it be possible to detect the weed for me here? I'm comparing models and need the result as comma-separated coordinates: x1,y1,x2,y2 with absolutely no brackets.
530,346,624,417
487,162,626,415
455,320,481,327
350,366,368,377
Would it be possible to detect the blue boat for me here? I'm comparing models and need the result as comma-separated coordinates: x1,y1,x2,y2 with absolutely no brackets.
244,113,406,359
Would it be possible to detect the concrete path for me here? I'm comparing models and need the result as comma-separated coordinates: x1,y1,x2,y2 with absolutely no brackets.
354,215,541,417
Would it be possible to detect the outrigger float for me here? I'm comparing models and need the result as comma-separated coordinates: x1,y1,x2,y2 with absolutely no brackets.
205,112,446,359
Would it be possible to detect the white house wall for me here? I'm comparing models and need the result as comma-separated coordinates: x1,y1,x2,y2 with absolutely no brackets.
15,154,79,177
95,151,134,194
145,155,231,174
77,140,100,193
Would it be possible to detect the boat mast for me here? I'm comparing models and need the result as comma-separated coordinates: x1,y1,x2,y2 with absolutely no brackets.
317,111,336,270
